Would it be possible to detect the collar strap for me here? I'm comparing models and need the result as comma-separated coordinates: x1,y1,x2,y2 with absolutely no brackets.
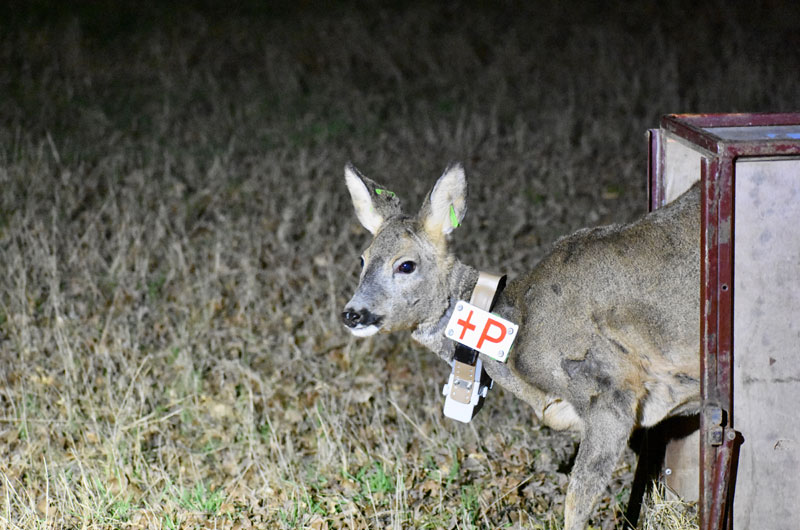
470,271,507,311
443,271,506,423
453,271,507,366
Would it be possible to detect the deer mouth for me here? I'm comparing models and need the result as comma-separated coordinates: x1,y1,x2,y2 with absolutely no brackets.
341,308,383,337
348,324,381,337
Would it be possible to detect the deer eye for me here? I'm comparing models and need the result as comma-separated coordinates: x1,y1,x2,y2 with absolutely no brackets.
359,256,365,269
396,261,416,274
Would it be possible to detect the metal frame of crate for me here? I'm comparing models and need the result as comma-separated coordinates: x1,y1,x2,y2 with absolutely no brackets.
648,112,800,530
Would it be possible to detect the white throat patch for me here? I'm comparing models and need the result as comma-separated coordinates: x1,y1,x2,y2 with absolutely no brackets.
349,325,380,337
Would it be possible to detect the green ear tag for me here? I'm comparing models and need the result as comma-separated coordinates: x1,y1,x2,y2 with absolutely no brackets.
449,204,460,228
375,188,395,198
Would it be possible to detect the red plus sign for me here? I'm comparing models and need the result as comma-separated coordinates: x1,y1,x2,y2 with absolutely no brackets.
457,310,476,340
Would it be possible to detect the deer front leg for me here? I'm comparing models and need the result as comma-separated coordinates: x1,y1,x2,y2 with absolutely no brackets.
564,395,635,530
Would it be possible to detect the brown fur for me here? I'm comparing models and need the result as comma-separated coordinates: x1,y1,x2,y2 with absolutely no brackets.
342,163,700,530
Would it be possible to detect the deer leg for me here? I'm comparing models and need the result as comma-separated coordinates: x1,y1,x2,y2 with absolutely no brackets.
564,394,635,530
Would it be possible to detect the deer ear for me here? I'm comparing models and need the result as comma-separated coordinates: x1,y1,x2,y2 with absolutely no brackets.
420,163,467,237
344,163,403,234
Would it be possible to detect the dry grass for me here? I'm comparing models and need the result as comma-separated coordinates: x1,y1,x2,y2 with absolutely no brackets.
1,1,797,528
642,486,697,530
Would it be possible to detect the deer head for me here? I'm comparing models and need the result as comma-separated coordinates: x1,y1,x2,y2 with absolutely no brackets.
341,163,468,337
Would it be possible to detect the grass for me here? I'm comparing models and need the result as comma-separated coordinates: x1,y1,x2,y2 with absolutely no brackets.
642,485,698,530
0,1,796,528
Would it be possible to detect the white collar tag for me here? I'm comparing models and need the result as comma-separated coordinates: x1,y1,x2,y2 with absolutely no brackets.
445,300,518,363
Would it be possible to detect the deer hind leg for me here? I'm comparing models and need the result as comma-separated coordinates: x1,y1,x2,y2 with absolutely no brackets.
564,392,635,530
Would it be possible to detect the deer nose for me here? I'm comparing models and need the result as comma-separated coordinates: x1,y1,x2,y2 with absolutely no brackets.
342,309,362,327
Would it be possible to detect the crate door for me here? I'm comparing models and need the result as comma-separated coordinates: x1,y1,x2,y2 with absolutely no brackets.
732,157,800,529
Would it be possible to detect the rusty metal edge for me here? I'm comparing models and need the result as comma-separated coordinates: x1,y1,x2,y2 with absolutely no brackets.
661,113,800,158
662,115,720,153
707,428,740,530
699,156,717,529
701,150,737,530
669,112,800,128
647,128,663,211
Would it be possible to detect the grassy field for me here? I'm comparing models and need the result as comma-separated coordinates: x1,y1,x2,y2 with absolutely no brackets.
1,1,798,528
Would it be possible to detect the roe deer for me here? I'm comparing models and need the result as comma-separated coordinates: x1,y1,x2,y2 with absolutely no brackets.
341,163,700,530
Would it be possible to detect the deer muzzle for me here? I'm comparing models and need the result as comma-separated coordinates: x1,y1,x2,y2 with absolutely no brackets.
341,307,382,337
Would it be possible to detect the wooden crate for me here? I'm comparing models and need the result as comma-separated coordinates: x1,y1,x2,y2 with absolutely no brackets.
648,113,800,530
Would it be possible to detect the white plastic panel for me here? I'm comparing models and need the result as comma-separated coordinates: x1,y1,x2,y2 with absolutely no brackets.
733,157,800,530
663,132,702,202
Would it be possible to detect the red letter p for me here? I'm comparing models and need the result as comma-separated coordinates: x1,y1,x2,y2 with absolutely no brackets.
477,318,507,349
